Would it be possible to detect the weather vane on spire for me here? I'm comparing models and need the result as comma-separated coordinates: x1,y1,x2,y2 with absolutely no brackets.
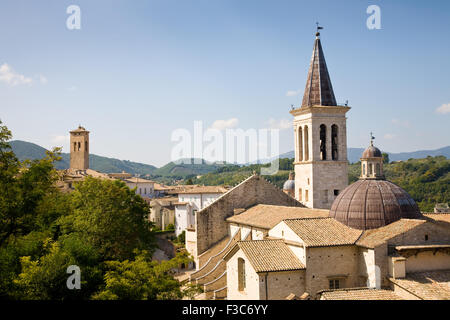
316,22,323,36
370,132,375,146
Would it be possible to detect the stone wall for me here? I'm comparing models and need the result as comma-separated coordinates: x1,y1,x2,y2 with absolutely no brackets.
304,245,359,297
388,221,450,246
195,175,302,256
226,249,261,300
260,270,306,300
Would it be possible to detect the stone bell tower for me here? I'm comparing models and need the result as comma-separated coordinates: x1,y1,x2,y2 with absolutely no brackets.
290,27,350,209
70,125,90,170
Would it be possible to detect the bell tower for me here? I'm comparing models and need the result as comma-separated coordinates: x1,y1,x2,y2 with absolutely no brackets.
290,27,350,209
70,125,90,170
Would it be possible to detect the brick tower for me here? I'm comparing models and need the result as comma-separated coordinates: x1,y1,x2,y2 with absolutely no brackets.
290,28,350,209
70,125,90,170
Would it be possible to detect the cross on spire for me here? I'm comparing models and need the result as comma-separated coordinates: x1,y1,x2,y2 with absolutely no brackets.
370,132,375,146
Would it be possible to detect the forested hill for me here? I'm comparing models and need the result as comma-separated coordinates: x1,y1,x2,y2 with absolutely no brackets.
9,140,157,175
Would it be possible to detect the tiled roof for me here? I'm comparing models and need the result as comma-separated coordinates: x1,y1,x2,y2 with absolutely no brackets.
284,218,363,247
424,213,450,224
238,240,305,273
226,204,329,230
177,186,227,194
389,270,450,300
356,219,426,248
319,288,403,300
124,177,155,184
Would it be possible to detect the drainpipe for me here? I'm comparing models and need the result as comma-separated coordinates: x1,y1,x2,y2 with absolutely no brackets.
264,273,269,300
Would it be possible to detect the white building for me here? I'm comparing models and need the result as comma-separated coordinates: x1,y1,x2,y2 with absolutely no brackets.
174,186,227,236
123,177,155,198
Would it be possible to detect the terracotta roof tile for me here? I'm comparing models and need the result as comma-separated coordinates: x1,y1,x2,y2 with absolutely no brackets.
389,270,450,300
238,240,305,273
284,218,363,247
226,204,329,230
320,288,403,300
356,219,426,248
177,186,228,194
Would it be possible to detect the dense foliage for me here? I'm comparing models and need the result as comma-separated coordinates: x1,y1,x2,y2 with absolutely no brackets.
0,121,191,300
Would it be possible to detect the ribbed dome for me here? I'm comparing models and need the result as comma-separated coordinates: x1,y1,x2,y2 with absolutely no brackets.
329,179,422,230
362,145,382,158
283,179,295,191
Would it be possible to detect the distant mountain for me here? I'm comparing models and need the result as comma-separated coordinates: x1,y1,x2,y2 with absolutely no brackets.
275,146,450,164
9,140,157,175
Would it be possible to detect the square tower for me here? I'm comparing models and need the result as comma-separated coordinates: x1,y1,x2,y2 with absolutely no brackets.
70,126,90,170
290,29,350,209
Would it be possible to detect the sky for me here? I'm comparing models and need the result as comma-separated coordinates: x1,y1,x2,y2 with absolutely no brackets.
1,0,449,167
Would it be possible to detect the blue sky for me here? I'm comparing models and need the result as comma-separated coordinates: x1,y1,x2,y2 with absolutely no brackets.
1,0,449,166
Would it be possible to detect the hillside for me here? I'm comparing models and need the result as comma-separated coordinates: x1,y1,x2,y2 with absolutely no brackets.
9,140,157,175
151,158,232,180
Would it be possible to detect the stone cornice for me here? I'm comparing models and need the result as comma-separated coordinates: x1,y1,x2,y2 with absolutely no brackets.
290,105,351,117
293,160,348,165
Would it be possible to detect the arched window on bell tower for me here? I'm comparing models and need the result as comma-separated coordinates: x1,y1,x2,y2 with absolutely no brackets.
304,126,309,161
320,124,327,160
332,124,338,160
298,126,303,161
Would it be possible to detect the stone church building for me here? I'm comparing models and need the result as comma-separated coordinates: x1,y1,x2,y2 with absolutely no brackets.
186,29,450,300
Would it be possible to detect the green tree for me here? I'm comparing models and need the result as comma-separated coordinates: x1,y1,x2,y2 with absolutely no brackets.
92,250,191,300
57,177,155,261
382,153,390,164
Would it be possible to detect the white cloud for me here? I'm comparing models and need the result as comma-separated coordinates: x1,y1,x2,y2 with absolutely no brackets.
436,103,450,114
384,133,396,140
286,89,301,97
266,118,291,130
391,118,410,128
210,118,239,130
0,63,33,86
39,75,48,85
51,135,70,144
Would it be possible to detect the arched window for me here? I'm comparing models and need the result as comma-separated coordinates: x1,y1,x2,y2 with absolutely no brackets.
362,163,366,175
376,163,381,175
304,126,309,161
77,142,81,151
369,163,373,176
298,127,303,161
73,142,76,152
320,124,327,160
238,258,246,291
332,125,338,160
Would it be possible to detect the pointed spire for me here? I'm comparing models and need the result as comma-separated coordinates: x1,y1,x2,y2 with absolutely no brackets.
301,26,337,108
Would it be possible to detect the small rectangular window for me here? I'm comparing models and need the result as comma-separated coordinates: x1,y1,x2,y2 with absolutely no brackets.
329,279,340,289
334,190,340,196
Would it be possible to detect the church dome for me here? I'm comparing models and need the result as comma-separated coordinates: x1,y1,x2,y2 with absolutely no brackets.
329,179,422,230
283,172,295,191
283,179,295,191
362,145,382,158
